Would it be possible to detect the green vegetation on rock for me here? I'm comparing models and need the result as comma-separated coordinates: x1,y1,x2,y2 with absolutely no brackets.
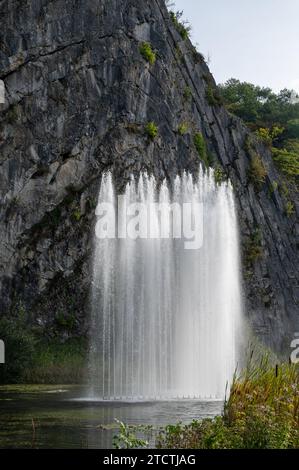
178,122,189,135
145,121,158,140
194,132,208,166
220,79,299,186
243,228,263,269
169,10,191,41
139,42,156,65
248,154,267,189
214,165,226,185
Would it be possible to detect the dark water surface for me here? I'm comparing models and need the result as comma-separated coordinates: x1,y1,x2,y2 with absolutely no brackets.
0,385,223,448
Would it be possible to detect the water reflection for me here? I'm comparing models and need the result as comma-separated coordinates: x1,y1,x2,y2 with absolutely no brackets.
0,386,223,448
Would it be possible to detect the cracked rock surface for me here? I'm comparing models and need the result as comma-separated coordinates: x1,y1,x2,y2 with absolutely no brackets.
0,0,298,353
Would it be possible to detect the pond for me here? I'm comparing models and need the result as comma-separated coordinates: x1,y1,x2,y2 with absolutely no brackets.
0,385,223,448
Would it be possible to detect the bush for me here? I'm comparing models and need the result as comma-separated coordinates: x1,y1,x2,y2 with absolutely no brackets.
214,166,226,185
144,121,158,140
286,119,299,139
194,132,208,166
206,84,223,107
72,208,82,222
113,420,150,449
272,147,299,178
243,229,263,268
24,338,86,384
170,11,191,41
157,361,299,449
0,307,87,384
248,154,267,189
285,201,295,217
139,42,156,65
256,126,284,146
0,313,36,384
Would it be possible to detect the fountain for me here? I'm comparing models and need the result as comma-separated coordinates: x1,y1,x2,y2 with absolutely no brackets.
88,170,243,400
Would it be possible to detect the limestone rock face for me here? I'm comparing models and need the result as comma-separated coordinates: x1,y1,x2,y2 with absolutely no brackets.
0,0,298,352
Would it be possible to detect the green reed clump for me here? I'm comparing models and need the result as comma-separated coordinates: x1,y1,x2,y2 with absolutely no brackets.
157,359,299,449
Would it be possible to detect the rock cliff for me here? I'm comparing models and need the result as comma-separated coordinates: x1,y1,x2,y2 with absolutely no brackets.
0,0,298,353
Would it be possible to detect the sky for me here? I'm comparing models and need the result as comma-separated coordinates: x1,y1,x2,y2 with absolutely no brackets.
172,0,299,93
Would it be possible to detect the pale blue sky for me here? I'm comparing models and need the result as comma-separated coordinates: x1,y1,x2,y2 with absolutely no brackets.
173,0,299,93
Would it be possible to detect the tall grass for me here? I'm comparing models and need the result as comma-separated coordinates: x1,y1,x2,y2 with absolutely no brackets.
157,359,299,449
24,339,87,384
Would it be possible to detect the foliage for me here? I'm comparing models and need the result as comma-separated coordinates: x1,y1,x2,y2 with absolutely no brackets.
219,79,299,186
194,132,208,166
145,121,158,140
286,119,299,139
268,180,278,196
183,86,192,101
178,122,189,135
285,201,295,217
243,229,263,268
248,154,267,189
272,147,299,178
72,208,82,222
0,303,86,384
113,420,150,449
24,338,86,384
206,84,223,107
0,309,36,384
219,79,299,126
169,10,191,41
54,310,77,332
256,126,284,146
139,42,156,65
214,165,226,185
157,361,299,449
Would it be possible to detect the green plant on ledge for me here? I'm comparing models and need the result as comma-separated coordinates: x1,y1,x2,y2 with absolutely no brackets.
145,121,158,140
139,42,156,65
178,122,189,135
194,132,209,167
183,86,192,102
72,208,82,222
214,165,226,185
243,228,263,269
206,84,223,107
248,154,267,190
285,201,295,217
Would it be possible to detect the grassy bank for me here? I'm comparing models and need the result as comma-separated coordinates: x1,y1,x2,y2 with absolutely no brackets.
156,360,299,449
0,314,87,384
23,339,87,384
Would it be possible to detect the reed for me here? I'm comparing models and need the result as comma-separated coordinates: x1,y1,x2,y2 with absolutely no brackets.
157,359,299,449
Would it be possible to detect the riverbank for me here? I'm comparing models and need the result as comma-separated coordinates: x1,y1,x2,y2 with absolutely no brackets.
157,361,299,449
0,313,87,384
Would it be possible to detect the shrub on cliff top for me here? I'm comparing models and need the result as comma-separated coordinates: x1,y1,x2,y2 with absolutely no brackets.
169,11,191,41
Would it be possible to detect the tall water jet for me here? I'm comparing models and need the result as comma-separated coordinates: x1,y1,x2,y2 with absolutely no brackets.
89,170,243,400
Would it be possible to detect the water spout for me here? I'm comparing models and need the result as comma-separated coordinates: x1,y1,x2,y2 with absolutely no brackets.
89,171,243,400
